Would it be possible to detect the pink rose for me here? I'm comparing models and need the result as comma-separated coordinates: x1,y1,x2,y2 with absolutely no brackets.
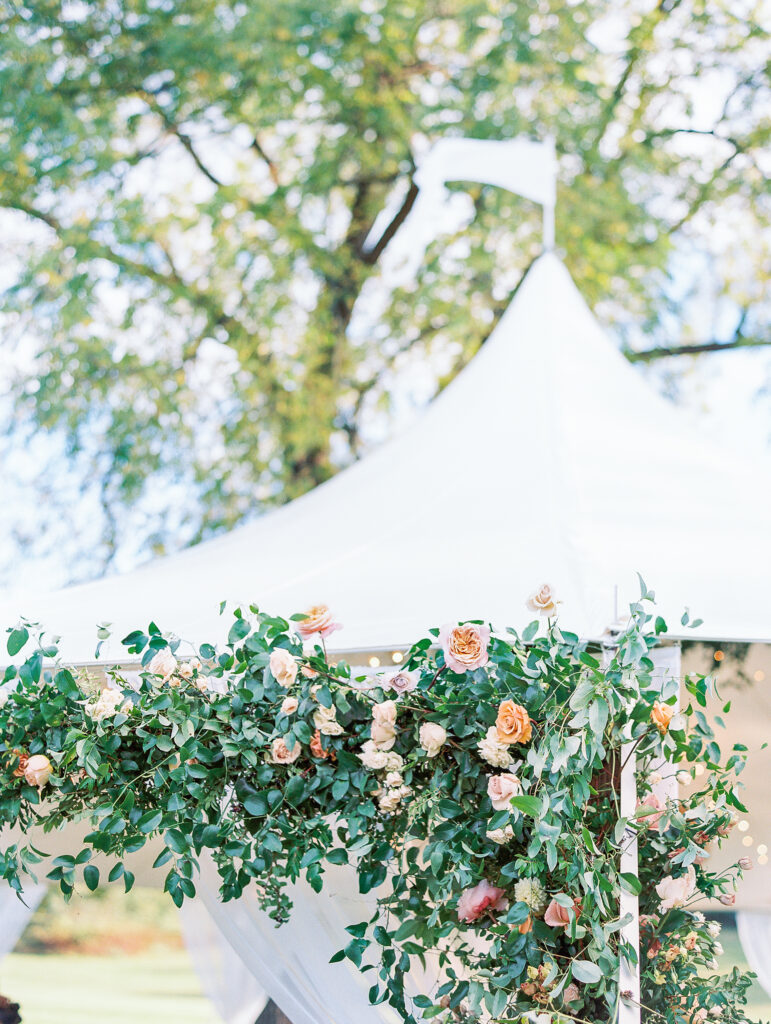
655,866,696,911
637,792,665,831
457,879,508,924
526,584,559,617
544,898,581,929
297,605,341,639
24,753,52,789
388,670,418,696
439,623,490,673
269,648,298,688
563,983,580,1005
487,772,523,811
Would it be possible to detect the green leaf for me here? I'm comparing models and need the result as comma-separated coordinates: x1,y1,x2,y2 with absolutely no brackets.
137,809,163,833
571,960,603,984
83,865,100,891
7,627,29,657
509,795,541,817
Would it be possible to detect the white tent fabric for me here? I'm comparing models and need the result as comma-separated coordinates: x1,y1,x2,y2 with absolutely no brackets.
4,252,769,663
178,898,267,1024
737,913,771,1000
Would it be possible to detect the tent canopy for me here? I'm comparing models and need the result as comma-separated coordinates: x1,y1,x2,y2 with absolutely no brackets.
4,253,770,663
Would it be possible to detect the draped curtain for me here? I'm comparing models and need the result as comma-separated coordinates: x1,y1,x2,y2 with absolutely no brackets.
737,913,771,1000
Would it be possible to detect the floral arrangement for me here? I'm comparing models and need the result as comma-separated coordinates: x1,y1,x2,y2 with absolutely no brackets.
0,582,757,1024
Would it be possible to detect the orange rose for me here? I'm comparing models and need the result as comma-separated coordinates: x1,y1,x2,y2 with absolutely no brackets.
310,729,333,759
518,915,533,935
496,701,532,745
651,701,675,735
438,623,490,673
297,605,341,640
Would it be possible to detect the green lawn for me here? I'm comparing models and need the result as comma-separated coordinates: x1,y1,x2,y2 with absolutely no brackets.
1,950,220,1024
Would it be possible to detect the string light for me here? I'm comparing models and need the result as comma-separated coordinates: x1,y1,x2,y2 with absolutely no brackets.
754,670,765,682
391,651,404,664
759,855,769,866
738,820,750,832
368,656,380,668
742,835,754,847
757,844,768,855
713,650,725,662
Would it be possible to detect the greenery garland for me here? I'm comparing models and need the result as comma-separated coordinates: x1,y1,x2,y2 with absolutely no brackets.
0,581,756,1024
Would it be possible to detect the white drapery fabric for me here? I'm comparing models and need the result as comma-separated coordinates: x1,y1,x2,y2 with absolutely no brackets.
737,912,771,999
0,881,46,959
178,897,267,1024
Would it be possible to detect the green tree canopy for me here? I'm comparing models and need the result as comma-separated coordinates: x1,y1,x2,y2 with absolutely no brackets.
0,0,768,574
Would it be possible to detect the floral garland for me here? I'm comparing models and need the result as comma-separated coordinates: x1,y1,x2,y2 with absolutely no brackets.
0,582,756,1024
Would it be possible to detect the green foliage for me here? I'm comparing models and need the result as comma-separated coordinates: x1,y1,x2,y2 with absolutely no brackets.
0,586,758,1023
0,0,768,567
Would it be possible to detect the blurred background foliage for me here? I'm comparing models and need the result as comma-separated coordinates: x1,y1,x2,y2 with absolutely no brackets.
0,0,768,579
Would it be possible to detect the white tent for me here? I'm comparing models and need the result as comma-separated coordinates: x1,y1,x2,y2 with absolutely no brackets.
4,252,770,662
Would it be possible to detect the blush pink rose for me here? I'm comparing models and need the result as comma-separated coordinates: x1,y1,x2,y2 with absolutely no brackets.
487,772,523,811
439,623,490,673
297,605,341,639
544,898,581,929
637,792,665,831
388,670,418,696
457,879,508,924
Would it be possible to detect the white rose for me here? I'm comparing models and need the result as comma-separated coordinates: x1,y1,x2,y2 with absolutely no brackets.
385,771,403,787
177,663,194,680
526,584,559,617
477,726,512,768
648,770,663,785
281,696,299,715
269,648,299,688
147,648,177,680
707,921,721,938
359,740,389,770
486,825,515,845
655,866,696,911
89,687,125,722
676,770,692,786
383,751,404,772
419,722,447,757
370,721,396,750
378,788,402,814
313,704,344,736
372,700,397,726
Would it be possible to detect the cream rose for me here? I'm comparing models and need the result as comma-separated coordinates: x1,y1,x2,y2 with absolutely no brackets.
359,740,389,770
313,704,344,736
438,623,490,673
655,866,696,911
270,736,301,765
147,648,177,680
24,753,52,789
477,726,513,768
495,700,532,744
269,648,299,688
419,722,447,757
370,700,397,750
526,584,559,617
297,605,341,639
177,662,194,680
89,687,125,723
487,772,523,811
280,696,299,715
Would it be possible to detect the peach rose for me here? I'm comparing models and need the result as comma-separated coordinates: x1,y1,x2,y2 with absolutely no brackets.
24,753,52,789
147,648,177,680
269,648,299,688
496,701,532,744
457,879,508,924
544,898,581,929
370,700,397,750
527,584,559,617
12,750,29,779
487,772,523,811
518,915,533,935
297,605,341,640
637,792,665,831
563,983,580,1004
419,722,447,757
280,696,299,715
651,700,675,734
310,729,333,759
270,736,301,765
439,623,490,673
388,670,418,696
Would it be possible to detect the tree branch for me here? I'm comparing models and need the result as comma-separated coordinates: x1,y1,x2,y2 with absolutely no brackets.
625,337,770,362
361,178,419,266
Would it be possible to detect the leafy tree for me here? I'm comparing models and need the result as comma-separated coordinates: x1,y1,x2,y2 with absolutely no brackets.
0,0,768,573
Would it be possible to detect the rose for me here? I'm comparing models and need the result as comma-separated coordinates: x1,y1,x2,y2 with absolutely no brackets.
147,648,177,680
655,866,696,911
24,754,52,789
280,696,299,715
676,770,692,786
297,605,341,639
371,700,397,750
269,648,298,688
419,722,447,757
651,700,675,734
487,772,523,811
178,662,194,680
477,726,512,768
387,670,418,696
544,898,581,929
486,825,514,845
495,700,532,744
637,792,665,831
310,730,332,759
438,623,490,673
89,687,125,723
270,736,301,765
313,704,344,737
718,893,736,906
563,983,580,1005
456,879,508,924
526,584,559,617
738,856,753,870
358,740,389,770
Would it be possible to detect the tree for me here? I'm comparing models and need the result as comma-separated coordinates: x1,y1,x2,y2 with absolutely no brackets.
0,0,768,576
